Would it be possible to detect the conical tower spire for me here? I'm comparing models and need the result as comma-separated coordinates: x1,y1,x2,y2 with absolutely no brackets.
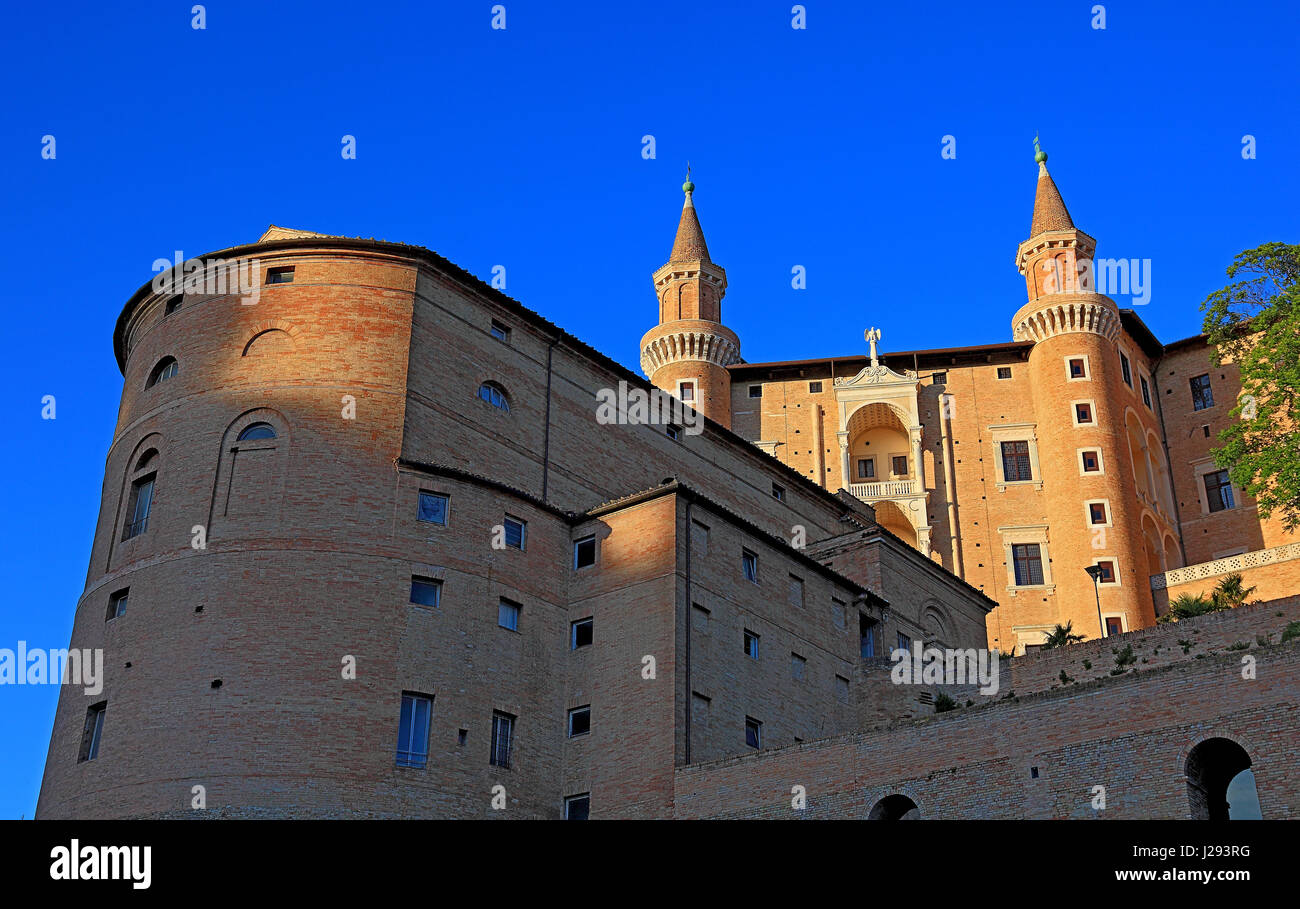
670,165,711,262
1029,137,1075,236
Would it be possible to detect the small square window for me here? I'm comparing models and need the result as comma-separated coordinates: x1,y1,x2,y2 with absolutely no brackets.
748,385,763,398
490,320,510,342
1088,502,1108,525
791,652,806,680
106,588,128,621
772,483,785,501
498,598,521,631
997,366,1012,379
574,535,597,569
567,705,591,737
1068,357,1087,379
266,266,295,285
891,455,908,476
1081,450,1101,473
932,371,947,385
79,702,107,762
164,295,183,316
808,381,823,393
571,617,593,649
679,380,696,402
564,793,590,820
666,425,681,441
857,458,875,479
1075,402,1094,424
503,516,526,550
743,629,760,660
1095,560,1117,584
417,491,449,525
745,716,762,749
410,577,441,608
741,549,759,582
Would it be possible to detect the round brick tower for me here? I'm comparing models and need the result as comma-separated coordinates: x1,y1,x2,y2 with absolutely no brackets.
639,174,740,429
1012,146,1158,640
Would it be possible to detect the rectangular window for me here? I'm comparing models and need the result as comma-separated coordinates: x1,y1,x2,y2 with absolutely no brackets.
1000,440,1032,482
1081,450,1101,473
679,380,696,402
891,455,908,476
567,705,591,737
1011,543,1044,586
1105,617,1124,636
490,711,515,768
106,588,128,621
266,266,295,284
857,458,876,479
417,491,449,525
1074,402,1094,424
791,652,806,680
395,692,433,768
1095,559,1117,584
859,614,877,658
772,483,785,501
1140,375,1152,408
932,371,948,385
896,632,911,653
410,576,441,609
743,629,760,660
997,366,1012,379
571,617,593,649
741,549,758,582
489,319,510,342
1088,502,1109,525
1068,357,1087,379
122,474,155,540
498,598,521,631
748,385,763,398
564,793,590,820
1120,352,1132,387
666,424,681,441
573,535,597,569
1204,470,1235,512
808,381,823,393
503,515,526,550
79,702,107,762
164,295,183,316
1190,374,1214,411
788,574,804,609
745,716,762,749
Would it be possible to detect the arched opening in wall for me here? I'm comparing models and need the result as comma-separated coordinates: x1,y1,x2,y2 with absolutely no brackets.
1125,411,1151,500
477,381,510,412
1146,430,1176,517
1163,535,1183,570
872,499,917,549
922,603,951,649
242,328,294,357
146,356,178,388
846,402,912,491
1141,513,1164,574
1185,738,1260,820
214,413,288,527
868,794,920,820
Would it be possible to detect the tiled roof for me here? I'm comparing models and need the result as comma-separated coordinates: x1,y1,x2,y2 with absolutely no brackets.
1029,163,1076,236
669,193,711,262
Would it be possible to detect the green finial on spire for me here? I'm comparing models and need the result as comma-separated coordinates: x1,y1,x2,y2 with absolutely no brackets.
682,161,695,194
1033,133,1048,165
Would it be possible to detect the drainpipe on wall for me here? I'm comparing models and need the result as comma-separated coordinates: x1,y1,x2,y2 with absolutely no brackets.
813,403,826,488
683,497,693,765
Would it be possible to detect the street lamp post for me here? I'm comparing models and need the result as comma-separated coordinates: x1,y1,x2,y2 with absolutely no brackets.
1084,565,1105,638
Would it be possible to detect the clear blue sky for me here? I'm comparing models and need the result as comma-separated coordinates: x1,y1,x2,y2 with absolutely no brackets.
1,1,1296,819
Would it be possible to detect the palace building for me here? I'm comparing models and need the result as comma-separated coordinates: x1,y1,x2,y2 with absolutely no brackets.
36,150,1298,820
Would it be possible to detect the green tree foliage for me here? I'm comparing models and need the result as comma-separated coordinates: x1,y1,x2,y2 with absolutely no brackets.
1042,621,1086,648
1200,243,1300,531
1157,573,1258,624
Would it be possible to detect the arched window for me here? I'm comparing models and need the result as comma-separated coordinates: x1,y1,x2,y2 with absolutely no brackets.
237,422,277,441
147,357,179,388
122,449,160,541
868,794,920,820
477,382,510,412
1186,738,1260,819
